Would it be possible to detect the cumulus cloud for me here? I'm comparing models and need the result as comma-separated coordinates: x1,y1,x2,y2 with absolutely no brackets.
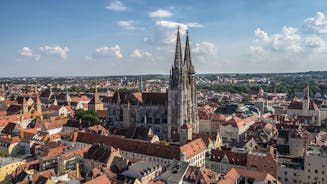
250,12,327,62
106,0,127,11
130,48,153,61
191,42,218,63
254,27,303,53
150,20,204,44
303,35,326,50
117,20,135,30
96,45,123,59
39,45,70,59
304,11,327,34
19,47,40,61
192,42,218,56
20,47,33,57
251,25,327,57
152,20,189,44
149,9,173,18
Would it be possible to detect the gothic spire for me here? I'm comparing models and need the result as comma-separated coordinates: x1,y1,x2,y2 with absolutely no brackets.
174,26,183,68
139,75,143,93
304,84,310,100
92,80,102,104
184,30,194,74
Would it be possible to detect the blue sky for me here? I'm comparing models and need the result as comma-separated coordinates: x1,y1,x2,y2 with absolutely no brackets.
1,0,327,77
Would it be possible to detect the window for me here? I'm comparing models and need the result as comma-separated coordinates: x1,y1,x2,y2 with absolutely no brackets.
284,171,287,175
315,170,318,174
293,173,296,176
284,178,288,182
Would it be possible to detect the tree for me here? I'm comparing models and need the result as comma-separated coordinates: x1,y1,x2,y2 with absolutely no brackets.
74,109,100,124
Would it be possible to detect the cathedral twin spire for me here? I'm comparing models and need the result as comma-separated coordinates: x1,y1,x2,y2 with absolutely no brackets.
173,27,193,71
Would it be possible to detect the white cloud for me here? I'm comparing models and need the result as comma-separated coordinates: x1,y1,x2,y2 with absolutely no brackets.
304,35,325,47
96,45,123,59
39,45,70,59
255,28,269,41
19,47,40,61
191,42,218,63
304,11,327,34
250,12,327,62
106,0,127,11
149,9,173,18
186,22,204,28
192,42,218,56
117,20,135,30
20,47,33,57
253,27,303,53
153,20,188,44
156,20,188,30
130,48,153,61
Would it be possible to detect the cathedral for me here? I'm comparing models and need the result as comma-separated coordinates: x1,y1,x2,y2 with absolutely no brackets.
107,28,199,141
167,28,199,140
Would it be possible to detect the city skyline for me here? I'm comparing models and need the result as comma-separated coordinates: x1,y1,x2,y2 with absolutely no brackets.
1,0,327,77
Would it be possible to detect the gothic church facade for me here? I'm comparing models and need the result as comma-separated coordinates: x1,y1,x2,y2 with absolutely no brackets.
107,29,199,140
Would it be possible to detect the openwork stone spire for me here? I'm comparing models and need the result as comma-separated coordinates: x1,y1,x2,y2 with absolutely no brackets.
174,26,183,68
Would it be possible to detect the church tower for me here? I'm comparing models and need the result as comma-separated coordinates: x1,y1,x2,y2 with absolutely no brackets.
88,81,104,111
167,28,199,141
303,84,310,111
36,95,42,114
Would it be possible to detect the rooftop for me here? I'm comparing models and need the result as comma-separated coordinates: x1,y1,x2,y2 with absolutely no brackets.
0,157,24,167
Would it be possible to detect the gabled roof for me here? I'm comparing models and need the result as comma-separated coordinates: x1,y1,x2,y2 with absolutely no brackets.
142,92,168,105
7,104,22,114
218,168,280,184
85,174,111,184
210,149,247,166
211,113,226,121
0,135,20,144
1,122,20,135
288,101,319,111
184,166,219,184
47,105,62,111
74,131,207,160
84,144,117,164
89,95,103,105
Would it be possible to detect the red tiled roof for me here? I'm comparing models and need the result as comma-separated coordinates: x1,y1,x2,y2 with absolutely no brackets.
97,110,107,118
0,135,20,144
222,116,257,128
211,113,226,121
210,149,247,166
85,175,111,184
47,105,62,111
218,168,280,184
41,119,67,130
74,131,207,160
184,166,219,184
